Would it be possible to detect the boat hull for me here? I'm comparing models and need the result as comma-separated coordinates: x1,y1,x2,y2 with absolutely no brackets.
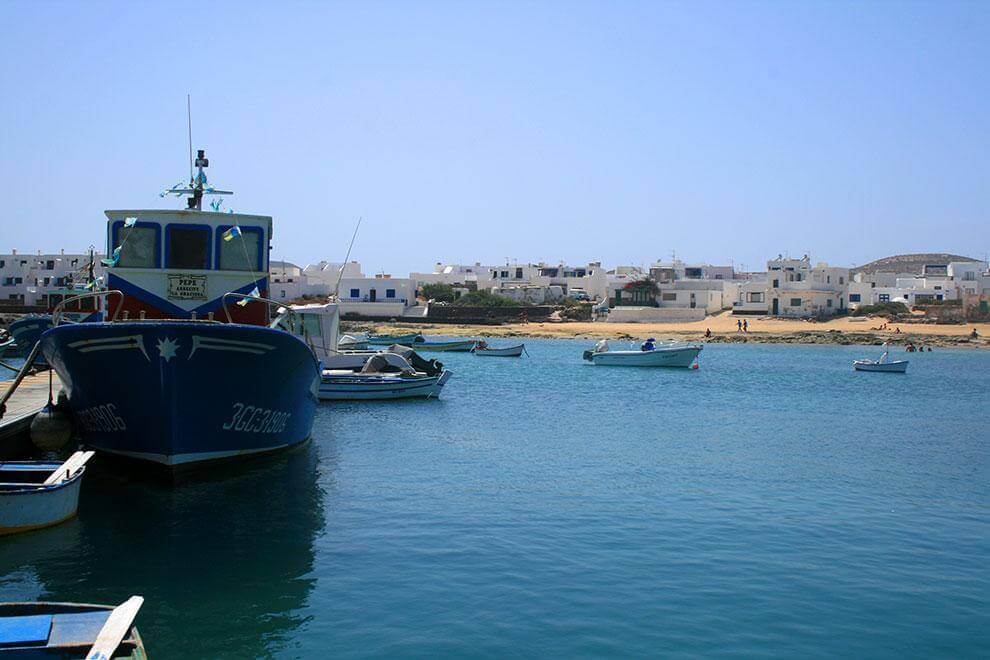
854,360,908,373
0,602,144,658
41,322,320,471
589,345,702,368
367,333,423,345
319,370,451,400
412,340,477,352
7,316,52,363
474,344,524,357
0,466,84,535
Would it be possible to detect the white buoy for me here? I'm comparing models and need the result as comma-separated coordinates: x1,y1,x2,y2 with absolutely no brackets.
30,405,73,451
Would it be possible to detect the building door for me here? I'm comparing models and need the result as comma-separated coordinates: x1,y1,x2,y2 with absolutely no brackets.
772,298,779,315
690,293,696,309
370,288,377,302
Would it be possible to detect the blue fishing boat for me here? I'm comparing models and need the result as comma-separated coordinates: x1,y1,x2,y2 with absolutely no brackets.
40,150,320,473
5,316,52,364
0,597,145,658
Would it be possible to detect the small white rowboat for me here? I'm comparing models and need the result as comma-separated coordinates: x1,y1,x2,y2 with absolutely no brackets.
0,450,95,535
473,343,525,357
853,359,908,373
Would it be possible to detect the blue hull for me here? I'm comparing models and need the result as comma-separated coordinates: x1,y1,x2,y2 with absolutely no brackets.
41,322,319,471
7,316,53,363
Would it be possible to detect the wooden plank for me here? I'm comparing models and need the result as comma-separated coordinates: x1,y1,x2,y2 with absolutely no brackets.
43,450,94,485
85,596,143,660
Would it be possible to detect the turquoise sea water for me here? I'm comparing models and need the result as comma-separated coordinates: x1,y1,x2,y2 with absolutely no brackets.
1,340,988,657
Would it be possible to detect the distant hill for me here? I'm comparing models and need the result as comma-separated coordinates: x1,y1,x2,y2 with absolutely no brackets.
852,253,980,275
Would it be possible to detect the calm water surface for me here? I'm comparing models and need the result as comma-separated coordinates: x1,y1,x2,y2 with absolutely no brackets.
1,341,988,657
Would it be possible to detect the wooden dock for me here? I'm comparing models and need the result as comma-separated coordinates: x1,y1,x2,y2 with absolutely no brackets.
0,370,62,441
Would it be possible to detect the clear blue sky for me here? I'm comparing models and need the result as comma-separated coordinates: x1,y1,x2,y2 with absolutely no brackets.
1,1,987,275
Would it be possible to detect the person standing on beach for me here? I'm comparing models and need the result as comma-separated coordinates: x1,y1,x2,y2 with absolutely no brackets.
743,319,749,333
737,319,742,332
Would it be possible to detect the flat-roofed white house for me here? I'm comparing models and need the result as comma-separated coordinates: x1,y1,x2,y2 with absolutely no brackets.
1,248,106,309
765,255,848,317
411,262,493,290
338,274,420,318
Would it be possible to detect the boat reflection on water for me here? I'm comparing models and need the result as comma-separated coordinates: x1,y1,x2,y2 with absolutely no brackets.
0,440,326,657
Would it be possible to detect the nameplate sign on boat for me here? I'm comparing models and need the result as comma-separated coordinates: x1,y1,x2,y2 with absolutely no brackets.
167,275,208,301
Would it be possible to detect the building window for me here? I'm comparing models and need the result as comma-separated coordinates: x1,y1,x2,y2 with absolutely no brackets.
349,288,360,299
772,279,779,288
515,268,523,279
789,298,802,307
839,276,844,284
826,299,832,307
386,289,396,299
747,292,763,303
661,293,677,301
878,294,890,302
849,293,861,302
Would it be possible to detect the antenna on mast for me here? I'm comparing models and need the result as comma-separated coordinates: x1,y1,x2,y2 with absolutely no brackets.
187,94,194,184
332,217,363,300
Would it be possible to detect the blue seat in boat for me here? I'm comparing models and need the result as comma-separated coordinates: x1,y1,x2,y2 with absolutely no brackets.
0,614,52,647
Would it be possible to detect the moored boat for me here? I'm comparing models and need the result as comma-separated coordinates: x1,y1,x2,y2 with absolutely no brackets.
5,316,53,364
320,351,451,400
40,150,320,473
0,451,94,535
0,597,145,658
583,339,702,368
338,334,369,350
410,339,477,352
367,332,423,345
854,344,908,373
472,341,525,357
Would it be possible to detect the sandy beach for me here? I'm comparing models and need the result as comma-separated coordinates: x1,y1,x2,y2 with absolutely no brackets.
343,312,990,348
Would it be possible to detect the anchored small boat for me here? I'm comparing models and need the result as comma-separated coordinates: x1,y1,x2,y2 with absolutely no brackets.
320,350,452,400
854,344,908,373
472,341,525,357
583,339,702,368
411,339,477,352
0,596,145,658
338,334,369,350
0,451,94,535
4,316,53,365
366,332,423,345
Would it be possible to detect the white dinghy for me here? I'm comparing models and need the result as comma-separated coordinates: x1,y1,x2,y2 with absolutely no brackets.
854,343,908,373
583,339,702,368
0,450,95,535
472,341,525,357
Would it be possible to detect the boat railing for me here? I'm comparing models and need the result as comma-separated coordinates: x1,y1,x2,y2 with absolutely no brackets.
52,291,123,326
221,292,302,330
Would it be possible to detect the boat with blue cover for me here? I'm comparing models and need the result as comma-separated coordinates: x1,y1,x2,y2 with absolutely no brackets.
0,597,145,658
366,332,423,345
40,150,320,473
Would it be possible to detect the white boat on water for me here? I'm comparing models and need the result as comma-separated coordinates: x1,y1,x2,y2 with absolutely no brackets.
338,334,370,350
583,339,702,368
473,341,525,357
320,349,451,400
0,451,94,535
854,344,908,373
271,303,452,399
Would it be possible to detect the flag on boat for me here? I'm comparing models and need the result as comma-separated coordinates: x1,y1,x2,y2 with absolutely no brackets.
101,246,121,267
222,226,242,241
123,217,138,227
236,286,261,306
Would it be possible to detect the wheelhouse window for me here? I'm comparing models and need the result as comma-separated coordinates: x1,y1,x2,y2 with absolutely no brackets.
167,226,211,269
114,225,159,268
217,226,263,271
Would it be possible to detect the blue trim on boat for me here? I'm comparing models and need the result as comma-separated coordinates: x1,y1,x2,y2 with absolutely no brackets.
106,274,266,319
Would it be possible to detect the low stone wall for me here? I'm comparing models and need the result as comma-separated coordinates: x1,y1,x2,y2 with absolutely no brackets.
607,306,707,323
